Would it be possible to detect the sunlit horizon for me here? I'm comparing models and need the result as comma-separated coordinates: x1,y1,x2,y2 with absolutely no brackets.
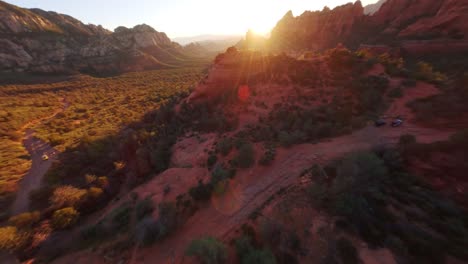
6,0,379,39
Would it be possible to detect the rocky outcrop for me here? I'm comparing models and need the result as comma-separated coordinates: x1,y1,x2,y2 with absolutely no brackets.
398,0,468,39
0,1,193,74
268,0,468,53
364,0,387,15
269,2,366,51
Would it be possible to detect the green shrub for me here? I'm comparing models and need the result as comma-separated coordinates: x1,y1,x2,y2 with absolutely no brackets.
8,211,40,229
216,138,233,156
399,134,417,147
51,207,79,230
414,62,447,84
449,130,468,145
158,202,178,237
210,165,230,186
0,226,30,252
49,185,87,209
80,222,108,242
136,198,154,220
402,79,417,87
87,187,103,199
336,238,359,264
207,154,218,168
234,142,255,168
109,203,132,231
388,87,403,98
186,236,227,264
135,217,163,246
189,180,213,201
278,131,294,147
259,143,276,166
235,236,277,264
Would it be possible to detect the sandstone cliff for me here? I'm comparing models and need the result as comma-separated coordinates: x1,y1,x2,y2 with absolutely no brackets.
268,0,468,53
269,2,366,51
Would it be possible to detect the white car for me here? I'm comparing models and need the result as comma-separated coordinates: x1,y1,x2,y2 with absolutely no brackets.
42,154,49,161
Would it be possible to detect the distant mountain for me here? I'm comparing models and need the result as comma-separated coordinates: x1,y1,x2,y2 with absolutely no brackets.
0,1,203,74
364,0,387,15
173,35,241,45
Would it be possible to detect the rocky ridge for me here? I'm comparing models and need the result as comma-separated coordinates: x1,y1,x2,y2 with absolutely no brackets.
0,1,196,74
269,0,468,53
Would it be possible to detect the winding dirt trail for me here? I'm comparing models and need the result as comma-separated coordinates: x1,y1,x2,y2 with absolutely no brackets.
11,98,69,215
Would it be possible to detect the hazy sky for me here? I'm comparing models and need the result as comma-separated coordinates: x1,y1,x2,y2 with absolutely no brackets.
7,0,379,38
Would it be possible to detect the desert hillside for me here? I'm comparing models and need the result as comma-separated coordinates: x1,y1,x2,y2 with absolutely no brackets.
0,0,468,264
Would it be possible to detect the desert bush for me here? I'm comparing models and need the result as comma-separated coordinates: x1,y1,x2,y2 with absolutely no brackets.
210,165,230,186
353,75,389,114
110,204,132,231
96,176,109,188
207,153,218,168
158,202,178,235
278,131,294,147
87,187,103,199
414,62,447,84
0,226,30,252
234,142,255,168
259,220,283,247
49,185,87,209
216,138,233,156
80,222,108,243
189,180,213,201
388,87,403,98
84,174,97,185
8,211,40,229
51,207,79,229
186,236,227,264
259,143,276,166
336,238,359,264
402,79,417,87
235,236,277,264
136,197,154,221
449,130,468,145
399,134,417,147
378,53,405,76
135,217,164,246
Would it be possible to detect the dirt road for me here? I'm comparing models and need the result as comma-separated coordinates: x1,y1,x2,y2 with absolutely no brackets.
10,98,69,215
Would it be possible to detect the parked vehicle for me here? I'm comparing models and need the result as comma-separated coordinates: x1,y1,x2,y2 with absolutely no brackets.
392,119,403,127
42,154,49,161
375,119,386,127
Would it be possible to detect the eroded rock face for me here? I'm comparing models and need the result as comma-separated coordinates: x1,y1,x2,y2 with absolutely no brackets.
268,0,468,52
0,1,187,74
270,2,365,51
398,0,468,39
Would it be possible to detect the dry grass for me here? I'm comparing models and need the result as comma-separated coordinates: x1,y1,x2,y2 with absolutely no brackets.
0,67,205,210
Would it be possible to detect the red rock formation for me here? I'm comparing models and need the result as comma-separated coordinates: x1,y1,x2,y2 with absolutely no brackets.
399,0,468,39
269,1,365,51
371,0,444,35
268,0,468,53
